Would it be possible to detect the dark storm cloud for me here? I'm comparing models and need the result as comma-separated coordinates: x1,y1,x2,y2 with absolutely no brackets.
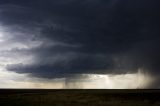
2,0,160,83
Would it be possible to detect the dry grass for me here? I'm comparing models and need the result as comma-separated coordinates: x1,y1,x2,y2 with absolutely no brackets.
0,89,160,106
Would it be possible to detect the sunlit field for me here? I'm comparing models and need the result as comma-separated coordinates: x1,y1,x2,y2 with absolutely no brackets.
0,89,160,106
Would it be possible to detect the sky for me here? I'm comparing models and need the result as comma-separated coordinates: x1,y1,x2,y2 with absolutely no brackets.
0,0,159,89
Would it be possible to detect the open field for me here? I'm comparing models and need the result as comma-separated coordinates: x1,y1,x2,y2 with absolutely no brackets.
0,89,160,106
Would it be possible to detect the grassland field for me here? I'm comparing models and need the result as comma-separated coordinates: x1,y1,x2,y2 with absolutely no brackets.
0,89,160,106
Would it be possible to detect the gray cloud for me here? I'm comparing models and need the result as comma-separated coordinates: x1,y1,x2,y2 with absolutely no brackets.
0,0,160,88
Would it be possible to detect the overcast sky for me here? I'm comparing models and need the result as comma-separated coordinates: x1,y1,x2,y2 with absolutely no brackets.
0,0,159,88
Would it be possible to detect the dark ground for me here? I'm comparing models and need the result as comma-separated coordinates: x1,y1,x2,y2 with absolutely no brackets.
0,89,160,106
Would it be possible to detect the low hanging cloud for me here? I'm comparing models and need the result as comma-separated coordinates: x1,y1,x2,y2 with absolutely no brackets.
0,0,160,88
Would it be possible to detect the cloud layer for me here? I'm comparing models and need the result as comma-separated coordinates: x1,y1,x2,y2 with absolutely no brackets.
0,0,160,88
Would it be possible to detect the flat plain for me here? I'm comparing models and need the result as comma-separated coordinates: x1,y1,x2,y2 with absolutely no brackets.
0,89,160,106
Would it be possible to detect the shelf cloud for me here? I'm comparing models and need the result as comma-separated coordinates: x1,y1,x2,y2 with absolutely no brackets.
0,0,159,88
